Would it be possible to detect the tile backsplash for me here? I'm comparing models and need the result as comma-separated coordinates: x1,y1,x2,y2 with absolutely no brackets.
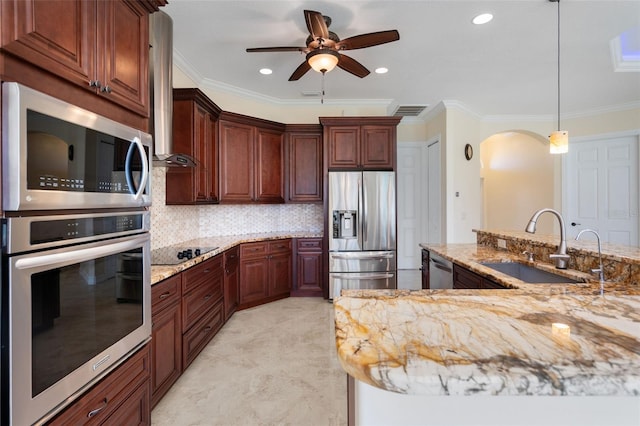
150,167,323,249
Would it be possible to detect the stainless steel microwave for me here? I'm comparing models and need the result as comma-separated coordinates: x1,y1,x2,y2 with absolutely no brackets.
2,82,152,211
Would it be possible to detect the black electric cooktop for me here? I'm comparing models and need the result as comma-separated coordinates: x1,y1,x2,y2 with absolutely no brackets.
151,246,218,265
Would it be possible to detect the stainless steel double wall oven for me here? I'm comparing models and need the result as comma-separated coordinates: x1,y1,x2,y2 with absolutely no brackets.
1,83,152,425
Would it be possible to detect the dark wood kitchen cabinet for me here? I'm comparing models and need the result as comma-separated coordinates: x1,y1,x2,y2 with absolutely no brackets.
453,264,506,290
223,246,240,321
167,88,221,204
285,124,323,203
47,344,151,425
421,249,430,289
239,239,292,309
320,117,402,170
181,254,225,369
0,0,163,129
151,274,182,408
219,112,285,204
292,238,323,297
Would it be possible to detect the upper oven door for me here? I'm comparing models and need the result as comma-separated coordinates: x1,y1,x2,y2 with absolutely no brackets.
2,82,151,211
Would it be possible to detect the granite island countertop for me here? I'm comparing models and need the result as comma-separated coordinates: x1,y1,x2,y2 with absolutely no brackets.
334,289,640,396
151,231,321,284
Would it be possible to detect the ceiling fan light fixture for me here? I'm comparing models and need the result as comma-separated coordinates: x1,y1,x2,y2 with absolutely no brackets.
259,68,273,75
306,49,340,73
375,67,389,74
472,13,493,25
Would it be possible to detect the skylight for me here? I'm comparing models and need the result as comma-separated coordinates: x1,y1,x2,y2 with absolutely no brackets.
610,27,640,72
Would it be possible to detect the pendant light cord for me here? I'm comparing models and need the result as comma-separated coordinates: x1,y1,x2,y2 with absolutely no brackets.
556,0,561,131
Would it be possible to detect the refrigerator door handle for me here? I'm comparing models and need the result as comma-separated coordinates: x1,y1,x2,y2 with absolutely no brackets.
361,175,368,243
331,273,395,280
331,253,395,260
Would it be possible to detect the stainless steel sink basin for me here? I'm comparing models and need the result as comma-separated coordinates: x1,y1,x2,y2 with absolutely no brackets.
480,262,580,284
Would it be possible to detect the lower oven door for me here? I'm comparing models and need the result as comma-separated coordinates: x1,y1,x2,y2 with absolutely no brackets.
329,271,397,300
3,233,151,425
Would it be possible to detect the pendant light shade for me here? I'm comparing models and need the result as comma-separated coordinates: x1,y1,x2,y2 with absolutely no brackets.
306,49,339,73
549,130,569,154
549,0,568,154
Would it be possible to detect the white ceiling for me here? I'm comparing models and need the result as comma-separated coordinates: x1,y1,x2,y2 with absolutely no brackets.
162,0,640,119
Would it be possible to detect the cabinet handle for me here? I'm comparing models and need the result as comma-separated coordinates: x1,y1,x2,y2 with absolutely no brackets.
159,292,171,299
228,254,237,259
203,268,211,273
203,294,212,301
100,85,112,94
203,326,212,333
89,80,101,88
87,398,108,418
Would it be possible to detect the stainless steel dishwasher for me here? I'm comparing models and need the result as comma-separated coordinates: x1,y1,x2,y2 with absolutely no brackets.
429,252,453,289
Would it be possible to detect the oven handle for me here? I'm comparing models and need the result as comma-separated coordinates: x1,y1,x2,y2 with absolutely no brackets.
14,235,149,270
125,136,149,201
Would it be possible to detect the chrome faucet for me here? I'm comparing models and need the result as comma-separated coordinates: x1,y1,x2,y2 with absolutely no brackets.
525,208,570,269
575,229,605,284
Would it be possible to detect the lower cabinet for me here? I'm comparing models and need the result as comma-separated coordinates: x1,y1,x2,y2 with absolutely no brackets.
239,239,292,309
292,238,323,297
181,254,225,369
421,249,430,289
47,344,151,425
453,264,506,289
151,274,182,408
223,246,240,321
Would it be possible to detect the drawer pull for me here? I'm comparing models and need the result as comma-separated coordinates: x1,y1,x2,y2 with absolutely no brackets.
228,254,237,259
87,398,108,418
203,269,211,273
159,292,171,299
203,294,212,301
203,326,212,333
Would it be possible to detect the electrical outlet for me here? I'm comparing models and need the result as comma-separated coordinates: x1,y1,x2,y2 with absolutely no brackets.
497,238,507,249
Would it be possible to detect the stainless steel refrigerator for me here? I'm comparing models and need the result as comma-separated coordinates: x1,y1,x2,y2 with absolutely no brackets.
328,171,396,299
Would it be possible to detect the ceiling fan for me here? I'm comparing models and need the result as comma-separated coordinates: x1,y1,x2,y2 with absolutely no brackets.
246,9,400,81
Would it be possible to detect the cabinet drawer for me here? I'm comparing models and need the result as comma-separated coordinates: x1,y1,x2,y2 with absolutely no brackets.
224,246,240,271
152,274,181,313
182,255,223,295
296,238,321,252
268,239,291,254
47,344,150,425
182,300,224,369
240,242,268,259
182,275,223,332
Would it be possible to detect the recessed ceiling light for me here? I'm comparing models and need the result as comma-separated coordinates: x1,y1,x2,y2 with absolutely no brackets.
375,67,389,74
472,13,493,25
259,68,273,75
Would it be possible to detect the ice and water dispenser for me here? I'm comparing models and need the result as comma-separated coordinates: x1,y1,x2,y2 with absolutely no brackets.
332,210,357,239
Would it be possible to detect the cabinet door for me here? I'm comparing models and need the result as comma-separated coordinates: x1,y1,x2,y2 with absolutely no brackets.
421,250,430,289
223,247,240,321
219,121,254,202
193,104,210,202
207,115,219,202
255,128,284,202
151,301,182,408
0,0,95,89
239,257,269,305
361,125,394,169
98,0,149,116
269,251,292,297
295,252,322,295
327,126,360,169
166,99,197,204
288,132,322,203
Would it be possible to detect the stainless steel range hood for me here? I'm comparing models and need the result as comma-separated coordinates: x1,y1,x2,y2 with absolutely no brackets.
149,11,196,167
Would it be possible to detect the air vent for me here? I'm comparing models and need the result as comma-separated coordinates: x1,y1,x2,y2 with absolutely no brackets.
301,91,322,97
393,105,428,117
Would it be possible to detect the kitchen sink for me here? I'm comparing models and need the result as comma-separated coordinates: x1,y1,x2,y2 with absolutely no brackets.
480,262,580,284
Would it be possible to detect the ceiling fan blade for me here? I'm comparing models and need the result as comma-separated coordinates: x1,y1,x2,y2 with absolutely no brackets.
288,60,312,81
336,30,400,50
337,54,370,78
246,46,307,53
304,10,329,40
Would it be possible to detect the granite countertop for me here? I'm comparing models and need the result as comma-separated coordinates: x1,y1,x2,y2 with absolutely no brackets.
334,289,640,396
151,231,321,284
420,243,639,295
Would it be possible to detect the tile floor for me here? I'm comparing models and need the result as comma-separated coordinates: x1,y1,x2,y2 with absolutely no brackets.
151,297,347,426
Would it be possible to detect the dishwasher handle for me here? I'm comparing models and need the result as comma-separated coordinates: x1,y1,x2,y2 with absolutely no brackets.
430,257,453,273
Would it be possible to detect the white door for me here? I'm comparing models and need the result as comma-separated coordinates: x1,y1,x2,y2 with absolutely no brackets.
427,139,442,244
397,142,428,269
565,133,639,246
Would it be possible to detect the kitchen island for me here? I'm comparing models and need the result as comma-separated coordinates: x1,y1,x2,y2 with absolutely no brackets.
335,231,640,425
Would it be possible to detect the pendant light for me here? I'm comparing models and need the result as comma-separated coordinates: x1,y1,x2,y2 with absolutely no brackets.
549,0,568,154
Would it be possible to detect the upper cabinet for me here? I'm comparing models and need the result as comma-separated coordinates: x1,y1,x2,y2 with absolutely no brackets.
285,124,323,203
0,0,165,130
219,112,285,204
320,117,402,171
167,88,221,205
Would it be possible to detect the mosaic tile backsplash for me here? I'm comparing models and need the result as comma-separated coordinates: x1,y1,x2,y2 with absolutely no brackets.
150,167,324,249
